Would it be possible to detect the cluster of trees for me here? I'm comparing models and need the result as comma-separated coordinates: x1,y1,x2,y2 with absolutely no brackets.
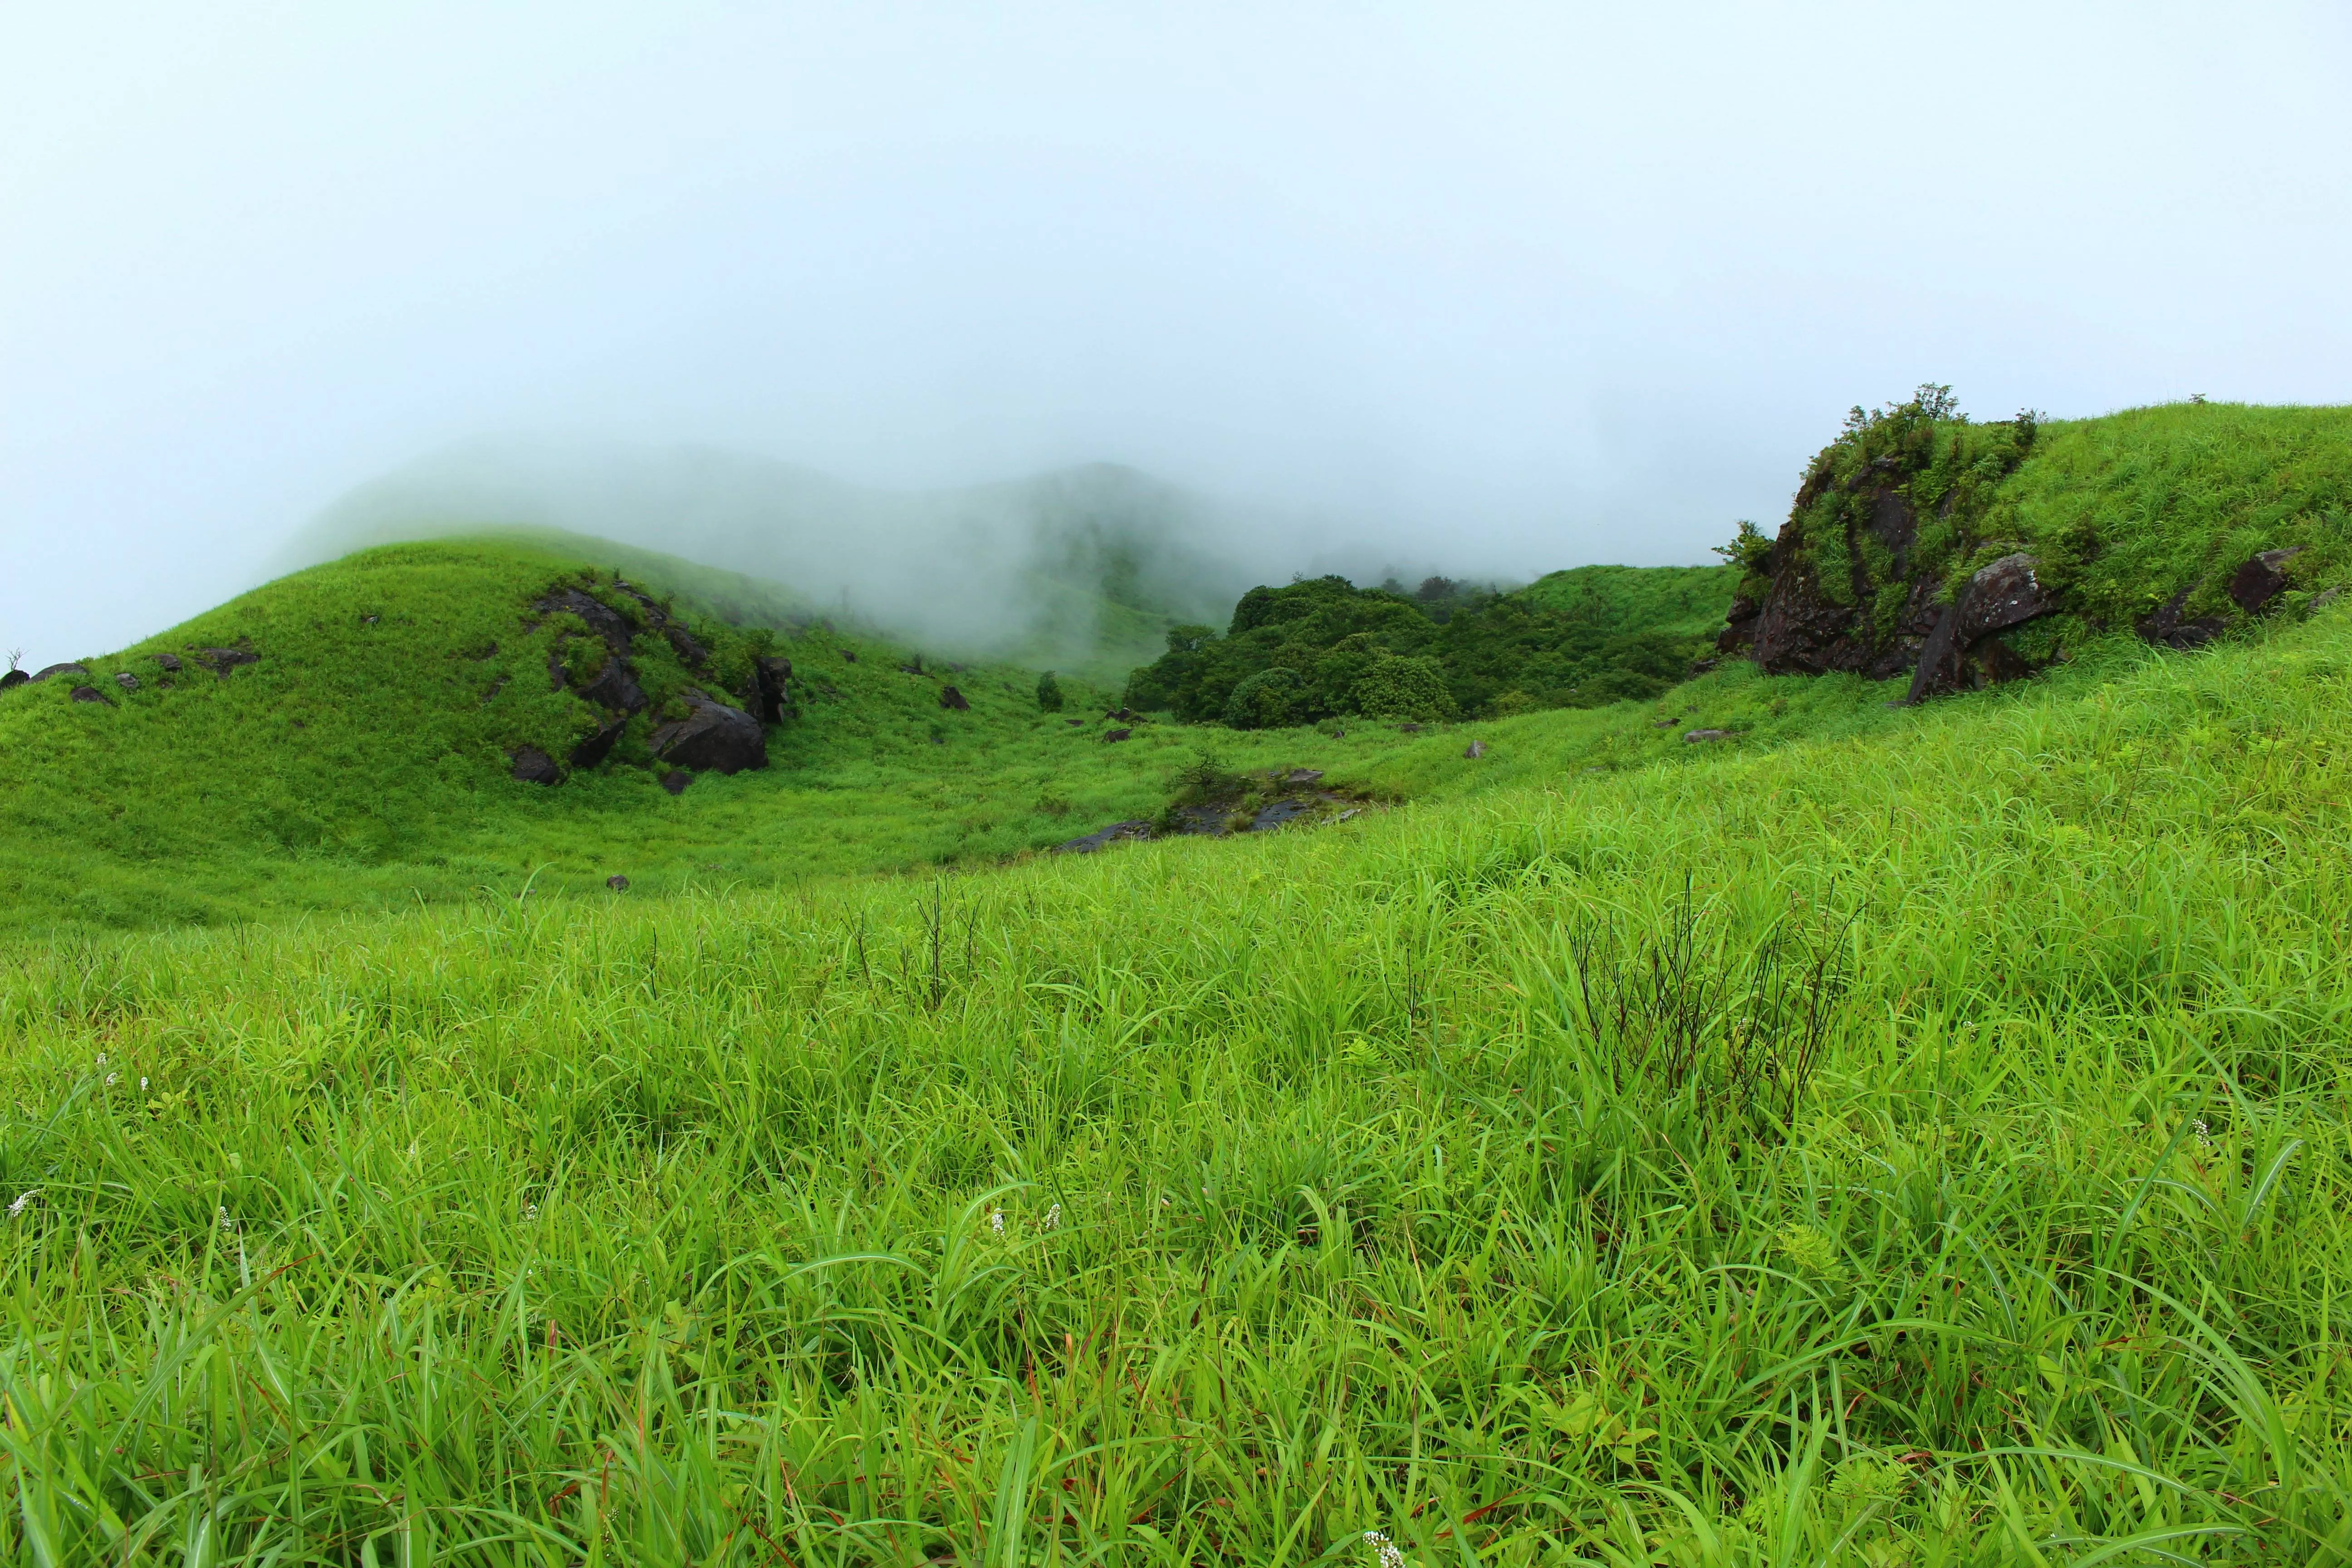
1122,574,1705,728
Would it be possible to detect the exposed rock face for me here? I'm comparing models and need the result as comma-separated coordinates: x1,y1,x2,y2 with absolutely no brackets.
114,671,140,692
1103,727,1132,743
153,652,182,672
938,684,970,711
196,647,259,676
650,693,768,774
607,874,630,891
1904,554,2049,703
1684,729,1730,743
576,653,647,714
1055,819,1154,853
2229,548,2304,614
31,662,88,683
743,655,794,723
1463,740,1486,759
0,670,26,692
569,717,629,769
539,588,634,652
69,685,112,705
510,746,561,784
2136,590,2226,650
660,769,690,795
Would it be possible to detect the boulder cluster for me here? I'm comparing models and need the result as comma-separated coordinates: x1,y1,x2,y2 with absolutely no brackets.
514,580,792,788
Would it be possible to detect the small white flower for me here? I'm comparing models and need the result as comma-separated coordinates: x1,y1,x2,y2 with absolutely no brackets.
1044,1203,1061,1231
6,1191,34,1218
989,1207,1006,1235
1363,1529,1406,1568
139,1077,148,1092
217,1206,232,1230
104,1073,118,1087
95,1054,108,1068
523,1202,539,1220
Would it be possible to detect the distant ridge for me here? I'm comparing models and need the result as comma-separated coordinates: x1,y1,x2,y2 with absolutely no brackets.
284,438,1281,680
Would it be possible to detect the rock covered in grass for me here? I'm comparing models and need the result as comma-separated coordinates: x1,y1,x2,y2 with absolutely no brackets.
650,692,767,774
196,646,259,676
509,746,561,784
1684,728,1730,743
743,655,793,723
113,671,140,692
0,669,26,691
660,769,690,795
1103,727,1132,743
938,684,970,711
69,685,112,705
606,874,629,891
153,652,181,672
31,662,88,683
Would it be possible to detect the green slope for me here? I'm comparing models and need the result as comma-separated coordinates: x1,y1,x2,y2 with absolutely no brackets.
1511,560,1741,637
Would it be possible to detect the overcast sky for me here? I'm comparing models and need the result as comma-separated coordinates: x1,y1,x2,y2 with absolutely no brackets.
5,2,2349,662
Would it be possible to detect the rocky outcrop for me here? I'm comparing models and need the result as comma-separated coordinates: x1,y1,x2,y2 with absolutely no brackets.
650,693,767,774
195,647,259,676
2136,590,2226,650
510,746,562,784
938,685,970,711
742,656,793,723
113,671,140,692
569,717,629,769
1903,553,2049,703
69,685,112,705
153,653,182,672
31,662,88,683
0,670,26,692
2229,548,2303,614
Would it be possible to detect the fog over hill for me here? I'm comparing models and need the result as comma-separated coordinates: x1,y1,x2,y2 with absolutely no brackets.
287,437,1352,672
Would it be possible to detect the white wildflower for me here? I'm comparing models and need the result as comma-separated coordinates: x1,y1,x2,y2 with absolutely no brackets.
1363,1529,1406,1568
139,1077,148,1092
95,1053,107,1068
7,1191,33,1219
104,1073,118,1087
1044,1203,1061,1231
524,1201,539,1221
217,1206,232,1230
989,1207,1005,1235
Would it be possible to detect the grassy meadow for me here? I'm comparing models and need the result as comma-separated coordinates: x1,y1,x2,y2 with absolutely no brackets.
6,596,2352,1563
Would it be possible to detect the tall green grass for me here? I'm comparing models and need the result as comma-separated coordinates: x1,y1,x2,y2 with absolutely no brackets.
5,603,2351,1562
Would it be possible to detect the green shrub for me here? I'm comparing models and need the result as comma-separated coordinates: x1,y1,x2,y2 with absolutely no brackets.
1036,670,1064,712
1222,666,1303,729
1352,653,1456,721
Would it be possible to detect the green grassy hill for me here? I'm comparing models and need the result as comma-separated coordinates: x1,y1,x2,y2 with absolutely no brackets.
1513,560,1741,637
9,406,2352,1559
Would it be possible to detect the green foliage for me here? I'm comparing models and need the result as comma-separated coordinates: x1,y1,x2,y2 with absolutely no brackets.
1124,566,1739,728
8,604,2352,1558
1349,651,1455,721
1034,669,1063,712
1221,666,1303,729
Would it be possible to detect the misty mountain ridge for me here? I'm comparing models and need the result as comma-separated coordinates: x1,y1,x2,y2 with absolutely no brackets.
286,437,1312,679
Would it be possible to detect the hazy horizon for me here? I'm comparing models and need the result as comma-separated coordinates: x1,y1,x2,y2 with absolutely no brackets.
7,3,2350,663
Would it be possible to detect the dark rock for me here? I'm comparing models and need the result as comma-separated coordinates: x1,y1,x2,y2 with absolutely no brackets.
2313,586,2343,611
1250,799,1313,832
660,769,690,795
1170,805,1230,837
362,613,379,625
1684,729,1730,743
510,746,561,784
69,685,112,705
744,656,794,723
535,588,634,653
1463,740,1487,759
1281,768,1324,785
2137,588,2228,650
1973,638,2034,685
1399,723,1422,734
650,693,768,774
1905,553,2050,702
938,684,970,711
1054,819,1154,853
840,650,857,662
31,662,88,683
577,653,647,714
607,874,630,892
153,652,182,672
663,623,712,666
1066,718,1086,726
2228,547,2303,615
569,717,629,769
1103,727,1132,743
1103,707,1138,722
195,647,258,676
113,671,139,692
1650,718,1681,728
0,670,26,691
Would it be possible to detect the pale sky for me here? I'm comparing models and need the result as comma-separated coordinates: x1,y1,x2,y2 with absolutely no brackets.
5,2,2349,662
